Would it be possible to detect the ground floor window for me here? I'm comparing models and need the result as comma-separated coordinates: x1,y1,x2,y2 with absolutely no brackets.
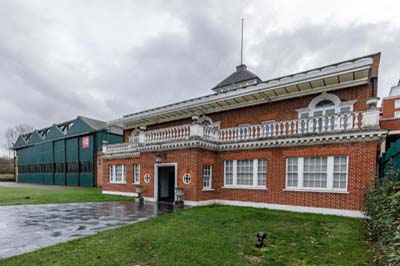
203,164,212,189
224,159,267,188
133,164,140,184
286,155,348,192
109,165,126,184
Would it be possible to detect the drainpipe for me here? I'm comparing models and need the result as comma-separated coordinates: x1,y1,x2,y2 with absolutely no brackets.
371,76,378,97
366,76,379,110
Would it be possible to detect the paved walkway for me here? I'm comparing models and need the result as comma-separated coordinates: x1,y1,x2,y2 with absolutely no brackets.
0,181,85,190
0,201,177,259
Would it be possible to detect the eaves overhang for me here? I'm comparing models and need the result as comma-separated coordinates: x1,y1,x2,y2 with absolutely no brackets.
110,56,373,129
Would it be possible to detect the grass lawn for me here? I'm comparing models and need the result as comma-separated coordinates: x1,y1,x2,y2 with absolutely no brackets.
0,174,15,182
0,187,132,205
0,206,370,266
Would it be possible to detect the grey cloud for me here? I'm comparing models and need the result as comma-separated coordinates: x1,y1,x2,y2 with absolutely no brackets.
0,1,399,156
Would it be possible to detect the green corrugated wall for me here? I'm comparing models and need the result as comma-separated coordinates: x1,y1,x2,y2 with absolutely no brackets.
54,140,66,185
16,130,122,187
79,135,94,187
66,137,79,186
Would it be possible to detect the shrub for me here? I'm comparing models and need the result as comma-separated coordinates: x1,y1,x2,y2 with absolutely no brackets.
367,163,400,266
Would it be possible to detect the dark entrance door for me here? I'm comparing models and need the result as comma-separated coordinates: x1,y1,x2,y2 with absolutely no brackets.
158,166,175,203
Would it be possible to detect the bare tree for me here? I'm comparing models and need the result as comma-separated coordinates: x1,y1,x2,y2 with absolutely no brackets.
3,124,33,158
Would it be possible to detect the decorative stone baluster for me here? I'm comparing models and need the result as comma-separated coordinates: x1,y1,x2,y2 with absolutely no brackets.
275,123,280,137
281,122,284,136
354,113,359,129
307,118,313,134
320,117,325,133
326,116,332,132
348,113,353,129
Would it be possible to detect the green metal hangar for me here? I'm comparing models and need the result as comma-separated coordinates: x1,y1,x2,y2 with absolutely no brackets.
13,116,123,187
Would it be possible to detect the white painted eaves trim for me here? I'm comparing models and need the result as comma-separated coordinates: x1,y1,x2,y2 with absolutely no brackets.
109,58,372,127
120,79,369,128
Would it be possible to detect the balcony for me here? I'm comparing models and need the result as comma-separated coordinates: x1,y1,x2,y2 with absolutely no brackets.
103,110,382,156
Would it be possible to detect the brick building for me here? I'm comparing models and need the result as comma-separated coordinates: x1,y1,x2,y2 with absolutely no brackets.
380,80,400,149
102,53,386,217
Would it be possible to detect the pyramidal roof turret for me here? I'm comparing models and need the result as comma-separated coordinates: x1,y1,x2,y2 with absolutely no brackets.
212,19,261,93
212,64,261,93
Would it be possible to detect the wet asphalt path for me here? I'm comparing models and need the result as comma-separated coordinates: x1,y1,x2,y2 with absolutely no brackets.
0,201,176,259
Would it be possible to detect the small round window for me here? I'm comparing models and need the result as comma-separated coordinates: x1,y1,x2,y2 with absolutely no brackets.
183,173,191,184
144,173,151,184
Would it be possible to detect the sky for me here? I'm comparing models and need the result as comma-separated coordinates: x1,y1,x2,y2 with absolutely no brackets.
1,0,400,155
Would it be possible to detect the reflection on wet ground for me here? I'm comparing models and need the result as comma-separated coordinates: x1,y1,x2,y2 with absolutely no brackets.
0,201,180,259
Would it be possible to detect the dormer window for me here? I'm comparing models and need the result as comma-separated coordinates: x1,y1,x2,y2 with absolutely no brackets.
313,100,335,117
296,93,356,119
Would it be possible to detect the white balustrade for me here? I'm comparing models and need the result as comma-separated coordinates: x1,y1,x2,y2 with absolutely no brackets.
219,111,371,143
144,125,191,144
103,111,377,153
104,143,131,153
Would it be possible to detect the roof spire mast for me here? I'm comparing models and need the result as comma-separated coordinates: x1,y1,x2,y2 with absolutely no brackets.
240,18,244,65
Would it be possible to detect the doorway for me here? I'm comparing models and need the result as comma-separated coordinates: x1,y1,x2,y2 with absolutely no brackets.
157,166,175,203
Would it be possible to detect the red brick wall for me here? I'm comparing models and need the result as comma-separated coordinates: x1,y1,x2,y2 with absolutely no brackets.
103,141,378,211
381,97,400,119
205,142,377,211
103,149,203,199
380,119,400,131
380,96,400,131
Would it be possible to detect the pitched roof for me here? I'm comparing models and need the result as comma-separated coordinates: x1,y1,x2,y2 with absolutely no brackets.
389,79,400,97
212,64,261,91
45,124,65,140
28,130,43,144
79,116,108,130
13,116,122,149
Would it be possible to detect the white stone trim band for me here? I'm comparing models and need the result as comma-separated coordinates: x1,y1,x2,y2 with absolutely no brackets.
184,199,366,218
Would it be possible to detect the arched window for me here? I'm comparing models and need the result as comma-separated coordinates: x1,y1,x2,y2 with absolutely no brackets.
129,129,140,145
312,100,336,117
296,93,356,119
315,100,334,108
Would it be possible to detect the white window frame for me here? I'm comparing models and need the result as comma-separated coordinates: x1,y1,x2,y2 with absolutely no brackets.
182,173,191,184
144,173,151,183
109,164,126,184
296,93,356,118
223,159,267,189
133,164,140,184
202,164,213,190
395,111,400,118
395,99,400,109
285,156,348,193
333,155,349,190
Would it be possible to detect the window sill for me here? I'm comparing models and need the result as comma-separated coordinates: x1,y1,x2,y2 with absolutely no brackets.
202,188,215,192
132,183,140,185
108,182,127,185
222,186,267,190
284,188,348,194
